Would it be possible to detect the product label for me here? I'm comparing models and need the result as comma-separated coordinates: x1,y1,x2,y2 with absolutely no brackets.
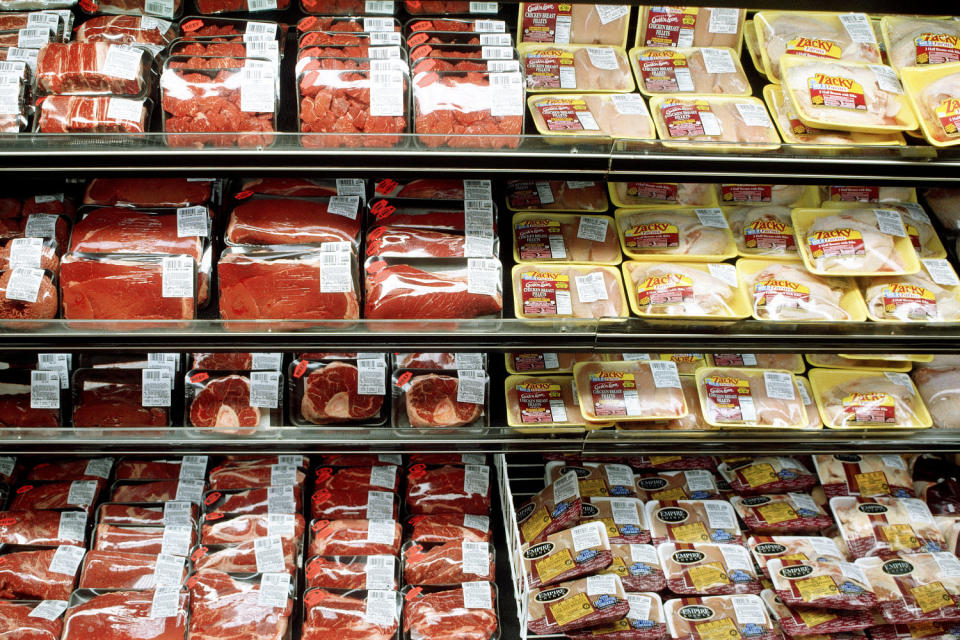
638,50,694,93
808,73,866,110
829,186,879,202
643,6,699,47
807,228,865,259
693,618,741,640
517,381,567,424
635,273,693,309
626,182,678,202
661,99,722,138
753,277,810,308
743,216,795,250
517,219,566,260
842,391,896,424
705,375,756,422
524,49,576,89
521,271,572,316
521,2,573,44
722,184,772,203
785,37,842,59
882,524,921,551
624,219,679,249
915,33,960,65
589,370,642,417
549,591,594,627
935,97,960,138
535,98,599,131
882,283,937,320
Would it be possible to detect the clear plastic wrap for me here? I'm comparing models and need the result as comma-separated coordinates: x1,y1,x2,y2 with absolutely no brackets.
227,195,361,248
858,552,960,623
863,271,960,322
519,3,629,47
200,512,306,545
614,208,737,261
726,205,800,259
83,177,214,207
62,589,188,640
406,582,500,640
696,368,807,429
186,371,282,432
0,509,87,546
192,537,299,574
648,96,780,148
759,588,873,637
394,370,486,429
79,549,186,589
0,600,64,640
610,182,717,208
404,539,495,586
522,44,633,92
97,502,199,526
636,7,745,51
110,479,181,502
305,554,399,590
505,181,608,213
505,374,590,429
510,210,618,265
748,535,846,578
115,458,194,480
573,360,687,423
93,522,196,555
717,456,816,495
187,571,293,640
730,493,833,534
310,486,398,520
663,594,777,640
603,543,665,593
527,575,628,636
913,366,960,429
405,464,490,515
622,260,749,319
207,460,305,491
515,472,581,544
808,369,932,429
659,542,760,595
521,520,611,588
635,470,719,501
302,588,400,640
407,513,492,544
646,499,742,545
512,263,627,319
75,15,179,46
0,547,83,600
881,16,960,73
308,518,402,557
630,46,750,96
36,43,149,96
527,93,656,142
737,259,866,322
581,497,650,544
831,496,946,558
291,359,386,426
768,557,878,610
0,267,58,321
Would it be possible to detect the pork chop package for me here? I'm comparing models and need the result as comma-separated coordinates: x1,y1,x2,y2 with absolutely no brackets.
635,470,720,502
696,368,809,429
646,500,742,545
628,455,717,472
610,182,718,208
185,370,283,432
310,485,398,521
506,181,608,213
520,520,611,589
201,513,306,546
187,570,294,640
663,594,778,640
512,212,620,267
36,43,151,97
767,557,878,611
505,374,594,430
305,554,399,590
573,360,687,423
759,588,874,637
413,69,524,149
404,581,500,640
71,368,173,429
622,259,751,320
545,461,637,498
737,259,867,323
814,454,914,499
80,549,187,590
405,464,490,516
717,457,817,495
516,473,581,545
518,3,629,47
0,509,88,547
748,535,847,579
659,542,761,595
0,545,85,600
97,501,200,527
857,552,960,624
730,493,834,534
406,513,492,544
290,358,387,427
0,600,66,640
0,370,63,428
528,574,629,635
10,480,103,514
521,44,633,92
613,208,737,262
393,369,488,430
403,539,495,586
302,587,401,640
808,369,932,430
61,588,189,640
831,496,946,559
309,518,402,557
630,46,751,97
83,178,217,208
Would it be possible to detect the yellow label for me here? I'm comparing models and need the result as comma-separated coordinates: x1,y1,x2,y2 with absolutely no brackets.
757,502,799,525
854,471,890,497
689,562,731,591
785,37,842,58
780,553,810,563
650,455,681,465
935,98,960,137
741,463,778,488
521,505,551,543
911,582,955,614
672,521,711,542
909,622,949,638
549,592,594,627
694,617,741,640
579,478,609,498
535,548,575,584
596,517,620,540
592,619,632,635
652,487,688,501
796,575,839,602
882,524,920,551
604,555,628,579
798,609,837,628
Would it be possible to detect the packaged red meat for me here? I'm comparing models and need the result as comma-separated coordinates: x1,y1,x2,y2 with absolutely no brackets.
631,46,750,97
545,461,637,498
580,497,650,544
237,177,360,198
201,513,305,545
568,591,667,640
207,461,305,491
365,199,499,232
192,537,299,574
731,493,834,534
406,464,490,516
528,574,629,635
814,454,914,499
71,369,172,428
226,195,361,248
93,523,197,556
110,479,185,503
370,177,481,200
759,588,874,637
0,267,58,321
70,206,206,260
25,457,114,483
857,552,960,623
394,371,487,429
407,513,492,544
97,502,200,526
202,486,301,517
0,509,88,546
310,487,398,521
664,594,777,640
61,589,189,640
79,549,187,589
305,554,398,590
404,539,495,586
413,69,524,149
717,457,816,495
188,570,293,640
0,600,65,640
405,582,499,640
395,354,488,371
659,542,761,595
646,500,742,545
36,94,150,134
0,546,84,600
366,226,499,259
291,359,386,426
573,360,687,423
193,0,291,15
83,178,215,207
603,543,666,592
314,465,399,494
186,370,282,432
11,480,103,513
0,238,60,274
512,212,620,265
217,454,309,468
310,519,401,559
36,43,149,96
302,588,400,640
516,471,582,544
636,7,745,51
648,96,781,149
75,15,179,46
635,470,720,501
768,557,878,611
520,520,611,589
506,181,608,213
831,496,946,558
517,4,628,47
115,458,196,481
192,353,272,370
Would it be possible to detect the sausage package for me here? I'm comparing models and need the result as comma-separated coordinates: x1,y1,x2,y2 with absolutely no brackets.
573,360,687,423
830,496,947,558
522,520,612,589
630,47,751,97
581,497,650,545
659,542,761,595
663,594,778,640
857,552,960,624
695,368,808,429
604,543,666,592
768,557,878,611
511,263,629,320
716,457,817,495
505,374,599,430
512,212,621,265
567,592,667,640
635,470,720,502
808,369,933,430
527,574,630,636
646,500,742,545
730,493,834,534
737,259,868,322
635,7,746,53
614,208,737,262
545,461,637,498
648,96,781,150
520,44,634,93
759,588,874,637
622,260,751,320
747,535,847,578
814,454,915,500
516,471,582,544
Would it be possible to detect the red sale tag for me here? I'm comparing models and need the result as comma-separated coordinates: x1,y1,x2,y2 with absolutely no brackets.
375,178,399,195
191,372,209,384
311,519,330,533
408,463,426,479
204,492,221,506
182,19,204,32
396,371,412,387
305,588,329,606
293,360,309,378
205,512,225,521
191,546,208,563
315,468,333,482
405,586,423,600
298,16,318,31
16,485,32,494
312,490,331,504
234,190,254,200
0,517,17,526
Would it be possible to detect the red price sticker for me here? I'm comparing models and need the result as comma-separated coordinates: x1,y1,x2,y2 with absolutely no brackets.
408,32,429,47
204,491,221,506
205,512,225,521
0,517,17,526
234,190,254,200
191,372,209,384
16,485,32,494
370,199,396,220
409,463,427,478
410,20,433,31
305,588,328,606
312,490,331,504
293,360,309,378
298,16,318,31
191,546,208,563
315,467,333,482
182,19,204,32
375,178,399,195
311,519,331,533
396,371,412,387
405,586,423,600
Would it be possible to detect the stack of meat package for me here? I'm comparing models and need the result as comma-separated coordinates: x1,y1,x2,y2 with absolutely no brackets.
303,454,499,640
161,17,283,147
363,177,503,322
517,453,960,640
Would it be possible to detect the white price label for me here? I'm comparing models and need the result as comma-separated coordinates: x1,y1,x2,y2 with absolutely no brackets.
481,46,513,60
106,97,144,123
254,536,287,573
463,464,490,495
462,581,492,609
708,8,740,34
320,251,353,294
366,490,395,520
267,486,296,514
257,572,290,608
370,70,404,117
5,266,43,303
249,371,279,409
559,64,577,88
370,464,397,489
247,0,278,11
176,206,209,237
649,360,681,389
466,258,500,296
142,368,172,408
480,33,510,46
246,21,277,37
365,556,395,589
609,93,649,116
370,31,401,45
796,379,813,405
630,544,658,564
240,66,275,113
574,271,608,304
734,102,773,128
29,600,67,621
365,0,393,13
463,180,492,200
147,354,179,383
464,514,490,532
571,522,603,552
487,59,520,72
587,574,618,596
695,208,729,228
586,47,619,71
143,0,174,19
83,457,113,479
839,13,877,44
462,541,490,576
271,464,298,486
870,65,903,94
67,480,97,507
153,553,186,587
702,47,736,74
884,371,913,388
267,513,296,537
874,209,907,236
102,45,142,81
367,519,397,545
707,263,738,287
336,178,366,199
57,511,86,543
175,478,205,505
48,545,84,576
763,371,796,400
923,259,960,286
704,501,737,529
365,589,397,625
577,216,608,242
611,499,641,525
161,256,193,298
0,456,13,478
595,5,628,25
17,28,50,49
457,369,486,405
685,470,716,493
328,195,361,219
731,595,766,625
161,525,192,557
9,237,43,270
149,585,181,619
552,469,580,503
163,501,193,525
364,17,395,31
627,594,652,623
489,71,523,117
473,18,505,32
178,456,206,480
252,353,283,370
30,370,59,409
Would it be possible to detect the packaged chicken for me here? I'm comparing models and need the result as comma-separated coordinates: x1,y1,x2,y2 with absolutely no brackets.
566,591,666,640
505,352,604,374
716,457,816,496
635,470,719,501
851,203,946,259
521,520,612,589
759,588,874,637
795,376,824,429
581,497,650,544
814,454,914,499
636,7,745,53
622,260,750,320
748,535,847,578
505,374,596,430
880,16,960,74
513,212,621,265
719,185,815,208
528,574,629,636
521,44,634,93
518,3,630,48
663,594,777,640
706,354,805,373
730,493,833,534
913,366,960,429
610,182,718,208
806,354,913,371
649,96,781,150
857,552,960,623
609,353,708,376
512,263,628,320
808,369,932,429
862,270,960,323
830,496,947,558
659,542,761,595
506,181,609,213
516,471,582,544
573,360,687,424
726,206,801,260
902,61,960,147
754,11,883,84
614,208,737,261
744,20,765,75
646,499,742,545
695,368,807,429
618,376,713,432
528,93,656,143
630,47,750,97
767,557,878,610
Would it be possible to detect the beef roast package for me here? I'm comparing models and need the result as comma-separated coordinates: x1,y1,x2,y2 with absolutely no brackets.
405,513,492,544
310,486,399,521
405,464,491,516
188,571,294,640
0,508,89,547
36,43,152,97
0,369,64,429
226,195,362,250
392,368,489,431
71,368,174,430
305,554,399,590
402,539,495,586
404,582,500,640
0,545,86,600
0,600,66,639
96,501,200,527
11,480,104,514
184,370,282,433
192,537,299,575
83,178,217,208
303,587,401,640
61,588,188,640
200,512,306,546
79,548,189,589
308,518,402,557
289,357,388,427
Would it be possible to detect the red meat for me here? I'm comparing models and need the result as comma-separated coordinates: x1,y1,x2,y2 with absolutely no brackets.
75,15,177,45
110,480,180,503
62,590,188,640
0,392,59,427
201,513,306,545
38,95,148,134
404,585,498,640
238,178,339,197
98,503,199,526
0,240,60,273
311,488,398,520
305,556,398,590
192,353,254,370
73,383,168,428
0,601,63,640
301,362,383,424
0,548,80,600
408,514,492,543
366,226,466,258
70,208,203,261
301,0,364,12
83,178,213,207
0,510,85,546
216,455,309,468
188,570,292,640
94,523,196,555
366,205,478,230
0,269,57,320
364,263,502,319
398,356,459,370
84,0,185,15
22,196,76,220
195,0,290,12
226,197,361,246
314,465,400,493
193,537,298,574
26,459,110,482
405,374,483,428
388,178,467,199
404,540,494,585
414,72,523,149
208,465,305,491
406,465,491,515
302,590,398,640
79,550,184,589
205,487,303,516
319,454,401,466
11,480,104,512
405,0,471,12
189,375,260,431
115,460,182,480
36,43,145,95
308,519,402,556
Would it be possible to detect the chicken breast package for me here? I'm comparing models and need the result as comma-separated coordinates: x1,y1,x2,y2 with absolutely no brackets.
505,374,596,430
614,208,737,261
527,574,630,636
808,369,932,430
858,552,960,624
573,360,687,423
521,44,635,93
566,591,667,640
622,260,750,320
527,93,656,143
707,354,806,373
658,542,761,595
609,182,719,208
726,206,801,260
518,3,631,47
781,56,918,133
830,496,947,558
747,535,847,578
663,594,778,640
515,471,582,545
767,557,878,611
581,497,651,545
513,212,621,266
648,96,781,149
737,259,868,322
754,11,883,84
862,203,948,259
646,499,742,545
807,354,914,371
914,366,960,429
730,493,834,534
759,588,875,637
880,16,960,74
695,367,807,429
506,180,609,213
636,7,746,52
545,461,638,498
521,520,612,589
630,47,751,97
512,263,628,320
716,456,817,495
635,470,720,502
862,269,960,323
902,61,960,147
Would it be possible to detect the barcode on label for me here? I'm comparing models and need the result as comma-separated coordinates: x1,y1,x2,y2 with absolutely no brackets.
102,45,143,81
470,3,498,15
365,0,393,13
467,258,500,296
257,572,290,608
463,464,490,495
31,370,60,409
149,585,180,619
365,589,397,625
246,21,276,36
17,28,51,49
365,556,395,589
456,369,486,405
695,208,728,228
24,213,57,239
29,600,67,621
247,0,278,11
249,371,279,410
479,33,510,46
142,368,172,408
358,357,386,396
364,17,395,31
370,31,401,45
161,256,194,298
462,581,492,609
144,0,174,17
328,195,361,219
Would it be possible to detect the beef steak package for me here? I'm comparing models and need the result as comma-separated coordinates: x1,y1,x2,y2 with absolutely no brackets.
185,370,283,433
290,357,387,427
404,582,500,640
302,588,401,640
521,520,611,589
0,545,86,600
393,368,488,430
310,486,399,520
527,574,629,635
406,513,492,544
0,600,65,640
305,554,399,590
192,537,299,575
83,178,216,208
11,479,104,514
78,548,188,589
61,589,189,640
36,43,151,96
730,493,834,534
308,518,402,556
405,464,491,515
0,509,88,546
114,457,200,481
0,370,63,428
395,353,488,371
313,464,400,494
187,570,294,640
605,543,667,592
75,15,181,45
831,496,947,558
109,479,198,503
516,471,582,544
92,522,197,555
403,539,495,586
227,194,362,249
814,454,914,499
646,500,743,545
71,368,173,429
200,512,305,546
658,542,761,595
37,95,151,134
207,458,306,491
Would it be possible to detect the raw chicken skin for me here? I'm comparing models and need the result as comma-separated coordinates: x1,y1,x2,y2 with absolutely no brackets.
619,210,731,256
559,217,621,263
635,48,750,95
626,261,737,316
913,367,960,429
746,263,852,321
582,95,655,138
819,376,924,427
571,4,629,45
655,98,779,144
863,272,960,322
885,18,960,71
918,71,960,144
727,206,798,256
804,210,904,273
624,376,712,431
785,61,903,129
